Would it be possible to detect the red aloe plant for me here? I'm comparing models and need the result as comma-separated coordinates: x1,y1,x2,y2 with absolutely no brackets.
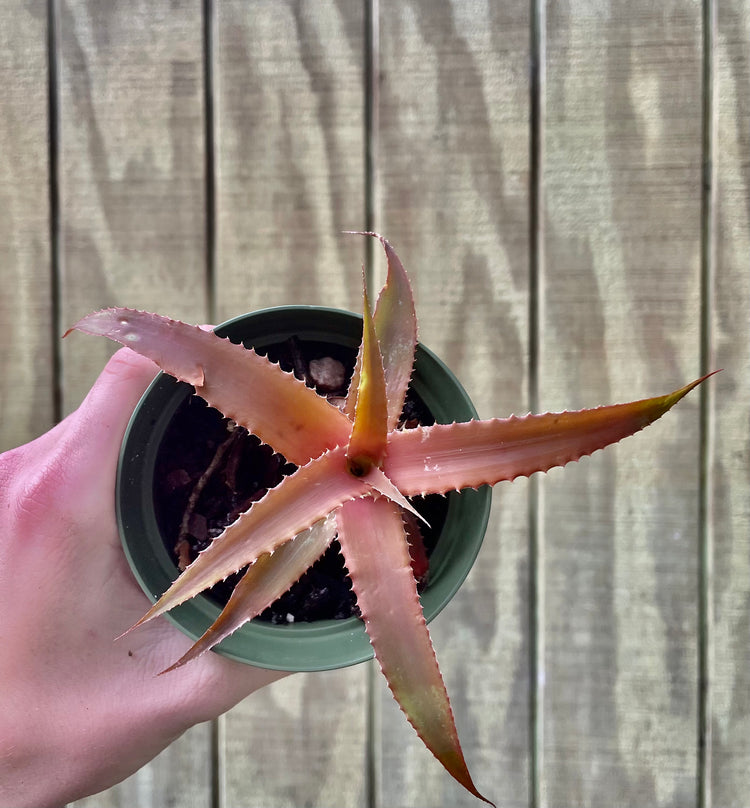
66,234,713,805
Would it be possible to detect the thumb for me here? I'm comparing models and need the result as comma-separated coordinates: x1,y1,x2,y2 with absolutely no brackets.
74,348,159,461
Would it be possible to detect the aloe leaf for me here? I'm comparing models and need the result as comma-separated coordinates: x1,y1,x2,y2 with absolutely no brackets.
384,375,712,496
66,308,351,465
344,233,418,429
346,284,389,473
336,496,493,805
160,515,338,673
131,446,369,629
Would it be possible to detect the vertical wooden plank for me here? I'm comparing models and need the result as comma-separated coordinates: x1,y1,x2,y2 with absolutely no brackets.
543,2,703,806
58,0,208,413
214,0,365,319
0,0,53,452
56,2,211,806
712,1,750,804
213,3,369,806
378,2,530,806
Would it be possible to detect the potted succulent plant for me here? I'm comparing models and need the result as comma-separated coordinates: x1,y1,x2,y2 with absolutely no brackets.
66,233,712,805
114,302,492,672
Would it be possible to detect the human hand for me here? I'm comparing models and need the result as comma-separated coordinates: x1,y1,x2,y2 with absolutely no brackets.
0,348,287,808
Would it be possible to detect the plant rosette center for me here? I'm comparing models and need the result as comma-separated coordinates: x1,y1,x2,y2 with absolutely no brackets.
346,454,377,478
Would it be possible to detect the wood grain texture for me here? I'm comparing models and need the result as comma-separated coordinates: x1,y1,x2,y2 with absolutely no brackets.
213,3,369,806
0,0,53,452
712,0,750,804
543,2,703,805
57,0,208,415
57,2,211,806
214,0,365,321
377,2,531,805
224,669,368,808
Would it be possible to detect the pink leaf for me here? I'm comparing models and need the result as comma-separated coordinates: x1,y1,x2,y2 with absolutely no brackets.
66,308,351,465
384,376,711,495
131,446,369,629
160,515,338,672
343,233,418,429
336,497,493,805
362,465,427,524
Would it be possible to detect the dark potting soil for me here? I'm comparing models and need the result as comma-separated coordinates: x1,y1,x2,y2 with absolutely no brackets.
152,336,448,624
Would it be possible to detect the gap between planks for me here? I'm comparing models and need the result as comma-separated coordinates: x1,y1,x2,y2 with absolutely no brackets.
528,0,546,806
47,0,63,425
698,0,718,806
364,3,382,807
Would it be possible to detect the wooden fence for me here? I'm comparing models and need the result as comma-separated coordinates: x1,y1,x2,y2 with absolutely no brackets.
1,1,748,806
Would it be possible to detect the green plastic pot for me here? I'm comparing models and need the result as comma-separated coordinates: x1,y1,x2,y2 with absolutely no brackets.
117,306,491,672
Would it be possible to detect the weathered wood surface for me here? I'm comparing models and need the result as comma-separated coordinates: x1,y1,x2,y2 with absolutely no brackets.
0,0,54,450
377,2,531,806
713,1,750,805
543,2,703,805
0,1,746,807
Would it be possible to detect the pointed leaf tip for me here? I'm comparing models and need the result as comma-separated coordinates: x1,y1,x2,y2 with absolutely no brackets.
626,370,720,430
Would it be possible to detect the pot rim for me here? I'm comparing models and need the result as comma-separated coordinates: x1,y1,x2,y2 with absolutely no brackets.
116,305,492,671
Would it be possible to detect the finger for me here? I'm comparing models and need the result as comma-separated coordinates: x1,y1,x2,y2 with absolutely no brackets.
6,348,159,499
